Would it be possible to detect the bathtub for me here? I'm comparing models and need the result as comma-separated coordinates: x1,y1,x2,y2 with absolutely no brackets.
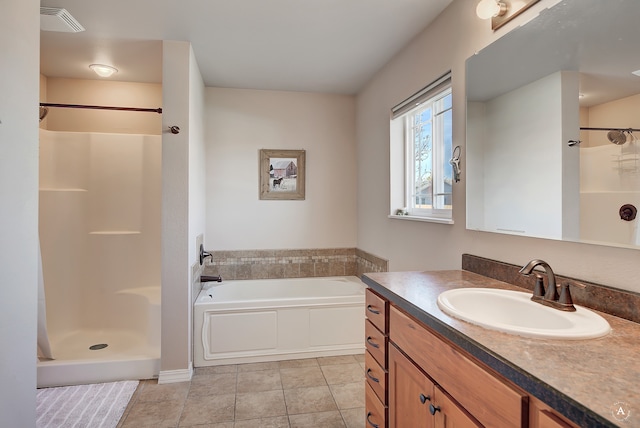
194,276,366,366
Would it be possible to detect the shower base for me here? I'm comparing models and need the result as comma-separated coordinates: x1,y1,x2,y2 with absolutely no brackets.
37,328,159,388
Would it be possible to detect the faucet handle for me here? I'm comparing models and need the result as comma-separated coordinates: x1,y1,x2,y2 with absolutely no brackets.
532,273,545,299
557,282,586,311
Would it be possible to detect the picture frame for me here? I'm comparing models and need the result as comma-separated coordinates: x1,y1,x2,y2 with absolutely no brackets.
259,149,306,200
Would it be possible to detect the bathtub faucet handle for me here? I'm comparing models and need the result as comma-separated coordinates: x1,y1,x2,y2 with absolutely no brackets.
199,244,213,266
201,275,222,283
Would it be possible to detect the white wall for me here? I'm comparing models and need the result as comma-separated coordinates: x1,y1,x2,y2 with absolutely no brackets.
161,41,191,375
161,41,206,377
356,0,640,293
469,72,566,239
188,45,206,364
205,88,357,251
0,0,39,425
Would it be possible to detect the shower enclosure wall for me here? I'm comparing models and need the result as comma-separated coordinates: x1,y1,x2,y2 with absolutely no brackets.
38,128,161,387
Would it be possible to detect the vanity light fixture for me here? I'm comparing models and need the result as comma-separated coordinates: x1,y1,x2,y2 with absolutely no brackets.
89,64,118,78
477,0,541,31
476,0,507,20
632,69,640,77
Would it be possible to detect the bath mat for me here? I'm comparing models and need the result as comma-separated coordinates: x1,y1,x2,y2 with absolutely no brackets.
36,380,138,428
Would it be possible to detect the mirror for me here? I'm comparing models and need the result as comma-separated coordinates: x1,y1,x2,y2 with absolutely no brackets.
466,0,640,249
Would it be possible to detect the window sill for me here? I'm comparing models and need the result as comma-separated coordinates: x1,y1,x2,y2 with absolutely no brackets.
388,214,454,225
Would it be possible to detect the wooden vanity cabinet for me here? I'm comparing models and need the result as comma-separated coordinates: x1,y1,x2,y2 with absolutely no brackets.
366,287,583,428
530,398,579,428
365,289,389,428
389,344,481,428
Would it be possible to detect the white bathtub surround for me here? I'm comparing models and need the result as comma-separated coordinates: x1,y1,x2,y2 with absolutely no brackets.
194,276,366,366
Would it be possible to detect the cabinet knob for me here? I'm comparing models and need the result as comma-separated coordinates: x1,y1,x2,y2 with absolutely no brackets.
419,393,431,404
429,403,441,415
366,412,380,428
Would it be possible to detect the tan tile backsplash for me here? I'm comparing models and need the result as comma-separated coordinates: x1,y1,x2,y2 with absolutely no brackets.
202,248,387,281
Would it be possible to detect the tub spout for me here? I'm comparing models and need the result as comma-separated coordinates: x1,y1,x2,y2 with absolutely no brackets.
201,275,222,283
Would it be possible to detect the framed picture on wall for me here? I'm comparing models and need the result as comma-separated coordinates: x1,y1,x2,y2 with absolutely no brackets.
259,149,306,200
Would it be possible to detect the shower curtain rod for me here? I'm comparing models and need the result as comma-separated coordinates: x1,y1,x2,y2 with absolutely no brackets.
580,127,640,132
39,102,162,114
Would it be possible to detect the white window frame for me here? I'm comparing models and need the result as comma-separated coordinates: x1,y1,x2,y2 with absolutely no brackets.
389,72,453,224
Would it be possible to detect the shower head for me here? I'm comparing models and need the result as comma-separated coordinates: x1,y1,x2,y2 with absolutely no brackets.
39,106,49,122
607,130,627,145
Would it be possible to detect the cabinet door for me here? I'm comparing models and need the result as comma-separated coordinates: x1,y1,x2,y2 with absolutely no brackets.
388,344,434,428
433,386,482,428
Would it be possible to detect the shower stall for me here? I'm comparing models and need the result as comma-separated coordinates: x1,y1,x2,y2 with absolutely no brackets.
37,124,162,387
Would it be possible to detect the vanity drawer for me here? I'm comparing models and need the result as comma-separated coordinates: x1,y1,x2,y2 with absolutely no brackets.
365,350,387,403
389,305,527,428
365,319,387,368
366,289,387,334
366,382,387,428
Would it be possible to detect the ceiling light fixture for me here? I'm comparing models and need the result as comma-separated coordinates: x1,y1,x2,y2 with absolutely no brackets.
476,0,508,20
89,64,118,78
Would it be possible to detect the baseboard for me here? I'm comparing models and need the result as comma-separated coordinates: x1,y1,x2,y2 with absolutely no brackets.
157,363,193,384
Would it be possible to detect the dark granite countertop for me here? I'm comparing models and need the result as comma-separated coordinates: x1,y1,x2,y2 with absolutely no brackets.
362,270,638,428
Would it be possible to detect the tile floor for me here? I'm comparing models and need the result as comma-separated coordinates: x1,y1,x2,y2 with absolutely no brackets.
117,354,366,428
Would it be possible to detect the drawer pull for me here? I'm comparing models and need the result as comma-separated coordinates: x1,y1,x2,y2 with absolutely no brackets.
419,393,431,404
367,304,381,315
366,368,380,383
429,403,441,415
366,412,380,428
366,336,380,349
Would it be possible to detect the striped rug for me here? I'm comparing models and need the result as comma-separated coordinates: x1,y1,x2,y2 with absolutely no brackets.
36,380,138,428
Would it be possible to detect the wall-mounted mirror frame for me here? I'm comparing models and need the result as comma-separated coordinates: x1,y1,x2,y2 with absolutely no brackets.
466,0,640,250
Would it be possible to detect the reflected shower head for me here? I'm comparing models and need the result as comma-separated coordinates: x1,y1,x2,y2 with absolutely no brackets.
39,106,49,122
607,130,627,145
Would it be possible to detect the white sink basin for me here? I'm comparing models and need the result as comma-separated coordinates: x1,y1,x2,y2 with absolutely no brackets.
437,288,611,340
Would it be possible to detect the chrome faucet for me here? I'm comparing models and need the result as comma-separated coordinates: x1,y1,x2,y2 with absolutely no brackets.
518,259,582,312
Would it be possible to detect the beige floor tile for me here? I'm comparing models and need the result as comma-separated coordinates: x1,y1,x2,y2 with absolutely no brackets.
288,410,346,428
237,361,280,372
233,415,290,427
340,407,365,428
320,363,364,385
178,394,235,426
120,399,184,427
179,423,234,428
330,382,365,409
237,369,282,393
194,365,238,375
189,373,237,397
284,386,338,415
235,390,287,420
280,366,327,389
317,355,358,366
137,380,190,403
278,358,319,369
352,354,365,364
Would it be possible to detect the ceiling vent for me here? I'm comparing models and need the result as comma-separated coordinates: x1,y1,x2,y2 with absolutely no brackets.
40,7,85,33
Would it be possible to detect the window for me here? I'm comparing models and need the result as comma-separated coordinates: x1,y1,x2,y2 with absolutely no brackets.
390,72,453,223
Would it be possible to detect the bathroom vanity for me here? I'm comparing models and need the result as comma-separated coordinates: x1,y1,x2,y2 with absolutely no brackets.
362,270,638,428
